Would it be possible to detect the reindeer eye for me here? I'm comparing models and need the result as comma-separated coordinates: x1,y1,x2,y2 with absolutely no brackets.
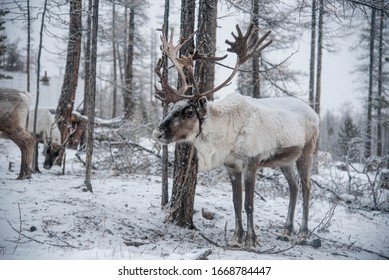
185,109,195,119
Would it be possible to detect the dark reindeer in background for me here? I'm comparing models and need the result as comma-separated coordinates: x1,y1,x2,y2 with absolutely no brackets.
1,88,73,178
27,108,66,171
153,24,320,248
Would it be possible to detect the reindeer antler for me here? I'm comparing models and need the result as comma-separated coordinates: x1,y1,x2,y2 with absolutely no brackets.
155,23,272,103
154,27,197,104
225,24,272,65
200,24,272,98
59,125,77,149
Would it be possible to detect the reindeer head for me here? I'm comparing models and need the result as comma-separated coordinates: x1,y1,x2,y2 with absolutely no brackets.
42,127,75,170
153,23,272,145
153,97,208,144
43,141,62,170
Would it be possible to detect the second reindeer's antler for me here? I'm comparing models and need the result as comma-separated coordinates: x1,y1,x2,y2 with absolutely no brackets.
155,23,272,104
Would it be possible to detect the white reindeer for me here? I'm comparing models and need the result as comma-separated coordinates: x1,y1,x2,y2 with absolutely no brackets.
153,24,320,248
27,108,62,171
0,87,34,179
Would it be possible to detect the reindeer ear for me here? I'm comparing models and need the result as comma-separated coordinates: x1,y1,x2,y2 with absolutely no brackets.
196,96,208,119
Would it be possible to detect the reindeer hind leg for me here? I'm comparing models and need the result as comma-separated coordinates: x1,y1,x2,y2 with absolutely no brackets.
278,165,299,241
295,135,317,242
226,165,244,247
243,161,257,248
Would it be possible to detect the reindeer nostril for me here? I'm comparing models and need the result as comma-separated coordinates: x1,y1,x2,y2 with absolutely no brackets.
153,129,163,140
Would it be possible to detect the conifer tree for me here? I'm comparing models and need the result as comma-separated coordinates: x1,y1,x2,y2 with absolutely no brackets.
338,114,360,159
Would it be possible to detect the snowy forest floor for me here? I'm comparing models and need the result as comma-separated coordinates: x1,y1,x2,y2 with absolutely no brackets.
0,137,389,260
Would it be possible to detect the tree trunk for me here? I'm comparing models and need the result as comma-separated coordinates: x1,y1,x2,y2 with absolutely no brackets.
161,0,170,208
56,0,82,166
251,0,260,99
32,0,48,172
112,2,117,118
376,0,384,157
195,0,217,101
314,0,323,155
315,0,323,117
123,6,135,120
169,144,198,228
365,7,376,159
308,0,317,109
70,0,92,151
168,0,197,228
26,0,30,92
84,0,99,192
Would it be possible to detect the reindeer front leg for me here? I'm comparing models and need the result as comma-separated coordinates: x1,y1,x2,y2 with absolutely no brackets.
244,162,257,248
11,129,34,180
226,165,244,247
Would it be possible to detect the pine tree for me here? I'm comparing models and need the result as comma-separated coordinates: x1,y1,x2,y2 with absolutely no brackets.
338,114,360,159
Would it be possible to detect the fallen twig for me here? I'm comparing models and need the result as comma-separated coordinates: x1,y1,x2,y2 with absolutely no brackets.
12,203,22,254
118,133,172,166
313,233,389,260
5,215,79,249
199,232,222,247
312,178,345,202
194,248,213,260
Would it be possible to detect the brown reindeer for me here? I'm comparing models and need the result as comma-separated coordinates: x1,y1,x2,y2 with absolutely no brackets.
153,24,319,248
0,87,34,179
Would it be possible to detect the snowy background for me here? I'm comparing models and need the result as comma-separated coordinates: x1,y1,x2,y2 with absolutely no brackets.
0,87,388,259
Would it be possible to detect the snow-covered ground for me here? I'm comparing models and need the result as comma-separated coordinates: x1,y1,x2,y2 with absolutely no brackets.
0,138,388,260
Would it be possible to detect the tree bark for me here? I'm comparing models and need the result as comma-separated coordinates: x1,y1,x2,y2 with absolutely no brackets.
112,2,117,118
314,0,323,156
251,0,260,99
56,0,82,165
195,0,217,101
168,0,197,228
376,0,384,157
315,0,323,117
123,6,135,120
161,0,170,208
32,0,48,172
365,7,375,159
70,0,92,151
84,0,99,192
309,0,317,109
26,0,30,92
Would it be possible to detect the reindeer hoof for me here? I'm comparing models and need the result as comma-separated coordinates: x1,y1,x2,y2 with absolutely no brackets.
277,226,294,241
229,237,244,248
244,238,257,249
296,231,309,245
229,233,244,247
244,231,257,249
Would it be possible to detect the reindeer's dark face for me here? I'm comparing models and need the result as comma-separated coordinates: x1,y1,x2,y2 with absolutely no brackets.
43,143,61,170
153,97,208,144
